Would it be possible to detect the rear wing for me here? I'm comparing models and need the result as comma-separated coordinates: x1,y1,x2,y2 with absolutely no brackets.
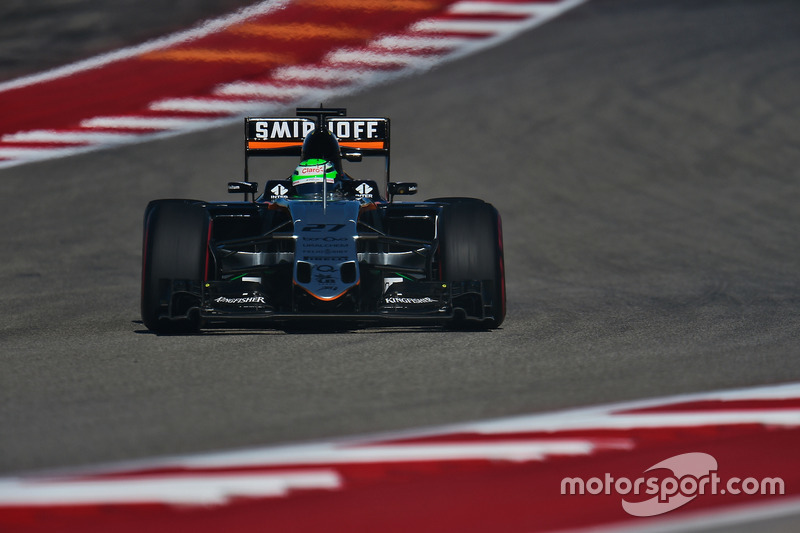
240,108,400,199
245,117,390,156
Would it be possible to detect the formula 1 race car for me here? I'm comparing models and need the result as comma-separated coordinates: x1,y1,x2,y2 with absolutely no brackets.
141,107,504,333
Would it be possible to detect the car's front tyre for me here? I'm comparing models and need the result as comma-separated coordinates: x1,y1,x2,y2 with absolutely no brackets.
436,198,506,329
141,200,208,334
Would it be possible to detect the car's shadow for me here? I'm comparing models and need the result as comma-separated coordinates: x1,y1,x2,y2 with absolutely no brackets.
130,320,473,336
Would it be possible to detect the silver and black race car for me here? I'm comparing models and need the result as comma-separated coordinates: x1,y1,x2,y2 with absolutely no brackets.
141,107,505,333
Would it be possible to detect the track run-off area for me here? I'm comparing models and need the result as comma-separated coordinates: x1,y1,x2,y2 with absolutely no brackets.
0,0,587,168
1,0,799,531
1,384,800,532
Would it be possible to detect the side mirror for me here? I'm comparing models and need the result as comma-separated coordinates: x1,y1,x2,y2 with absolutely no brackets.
228,181,258,195
388,182,418,196
343,152,363,162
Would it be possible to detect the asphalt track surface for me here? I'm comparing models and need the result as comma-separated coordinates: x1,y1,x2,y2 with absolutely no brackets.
1,0,799,497
0,0,256,82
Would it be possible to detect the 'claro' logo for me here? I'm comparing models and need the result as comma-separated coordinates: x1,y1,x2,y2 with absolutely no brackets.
561,452,785,517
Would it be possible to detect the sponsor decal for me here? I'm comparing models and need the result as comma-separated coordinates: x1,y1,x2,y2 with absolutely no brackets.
298,164,327,175
253,119,314,140
315,273,337,285
384,296,436,305
561,452,785,517
355,183,373,198
214,296,266,304
250,119,384,142
301,223,347,233
270,183,289,197
329,120,382,140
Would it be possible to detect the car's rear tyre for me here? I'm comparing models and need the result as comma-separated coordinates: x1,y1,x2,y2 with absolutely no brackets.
141,200,208,334
437,199,506,329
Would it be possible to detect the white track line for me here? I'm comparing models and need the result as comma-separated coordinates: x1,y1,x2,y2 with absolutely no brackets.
449,1,572,16
149,97,279,114
455,382,800,435
2,130,139,144
80,116,218,130
271,65,376,83
465,410,800,435
0,146,94,161
215,82,316,98
326,48,441,67
0,471,341,506
0,0,291,94
371,35,472,51
0,439,627,507
411,18,526,34
137,439,630,471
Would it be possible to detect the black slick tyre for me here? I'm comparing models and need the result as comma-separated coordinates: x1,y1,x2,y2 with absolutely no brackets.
141,200,208,334
437,199,506,329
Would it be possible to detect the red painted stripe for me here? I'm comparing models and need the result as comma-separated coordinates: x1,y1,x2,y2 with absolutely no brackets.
0,1,461,136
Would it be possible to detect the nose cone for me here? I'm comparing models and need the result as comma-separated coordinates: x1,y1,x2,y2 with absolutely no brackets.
290,201,360,301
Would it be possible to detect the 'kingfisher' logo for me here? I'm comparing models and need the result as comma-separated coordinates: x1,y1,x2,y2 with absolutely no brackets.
215,296,266,304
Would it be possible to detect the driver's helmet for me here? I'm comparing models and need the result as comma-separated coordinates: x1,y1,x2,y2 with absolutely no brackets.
301,128,343,175
291,158,340,198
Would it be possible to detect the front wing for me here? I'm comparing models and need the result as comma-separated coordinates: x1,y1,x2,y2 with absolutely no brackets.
162,278,497,328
